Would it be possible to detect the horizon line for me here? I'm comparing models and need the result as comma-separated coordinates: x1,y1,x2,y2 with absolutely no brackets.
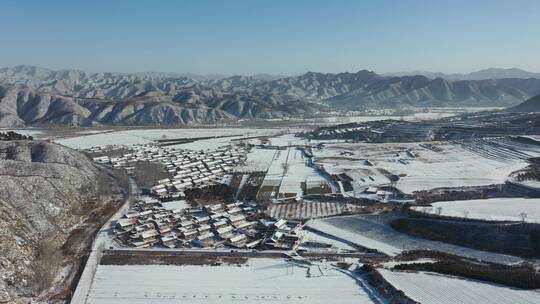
2,64,540,77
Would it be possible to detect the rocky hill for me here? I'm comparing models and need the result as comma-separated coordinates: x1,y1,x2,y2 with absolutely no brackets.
0,140,123,303
1,65,540,127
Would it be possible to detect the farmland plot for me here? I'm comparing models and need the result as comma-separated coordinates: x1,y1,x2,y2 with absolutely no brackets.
412,197,540,223
261,133,303,147
236,148,277,172
301,230,357,251
306,219,401,255
257,149,289,200
267,201,363,220
256,147,331,200
315,215,524,265
315,158,390,193
86,259,378,304
313,140,531,194
279,148,331,198
55,130,152,148
381,143,526,193
378,269,540,304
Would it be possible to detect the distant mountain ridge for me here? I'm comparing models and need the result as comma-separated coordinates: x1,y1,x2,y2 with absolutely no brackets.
384,68,540,81
1,65,540,127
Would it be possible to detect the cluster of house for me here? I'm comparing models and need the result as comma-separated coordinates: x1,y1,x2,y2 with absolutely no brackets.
92,144,247,198
261,219,304,251
114,197,305,251
115,198,263,249
90,145,135,172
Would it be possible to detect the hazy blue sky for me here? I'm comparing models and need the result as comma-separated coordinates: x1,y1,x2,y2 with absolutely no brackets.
1,0,539,75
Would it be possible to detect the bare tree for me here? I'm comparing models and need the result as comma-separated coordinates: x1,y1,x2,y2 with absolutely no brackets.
435,206,443,216
519,212,528,223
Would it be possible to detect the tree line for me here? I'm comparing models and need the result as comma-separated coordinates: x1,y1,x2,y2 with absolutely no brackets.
0,131,33,141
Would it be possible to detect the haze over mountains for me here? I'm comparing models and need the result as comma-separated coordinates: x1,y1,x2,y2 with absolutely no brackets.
1,65,540,127
384,67,540,81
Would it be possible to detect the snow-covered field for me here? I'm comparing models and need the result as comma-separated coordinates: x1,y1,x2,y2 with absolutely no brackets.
301,230,357,251
378,268,540,304
312,215,524,265
265,133,303,147
236,148,277,172
243,133,304,147
313,140,531,194
258,147,331,199
258,148,290,199
86,259,378,304
412,198,540,223
280,148,329,198
319,108,501,124
320,113,454,123
306,219,401,255
55,128,284,149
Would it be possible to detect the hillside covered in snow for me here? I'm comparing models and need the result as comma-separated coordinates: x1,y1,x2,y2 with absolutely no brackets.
0,139,124,303
2,65,540,127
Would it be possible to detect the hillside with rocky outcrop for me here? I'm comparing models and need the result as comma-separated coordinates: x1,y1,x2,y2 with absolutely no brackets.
2,65,540,127
0,140,123,303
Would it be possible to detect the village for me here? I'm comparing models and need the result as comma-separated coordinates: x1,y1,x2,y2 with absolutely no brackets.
88,141,317,252
113,197,304,251
91,144,247,199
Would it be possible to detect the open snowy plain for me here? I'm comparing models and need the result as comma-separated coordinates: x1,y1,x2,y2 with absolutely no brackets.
86,259,381,304
54,128,285,149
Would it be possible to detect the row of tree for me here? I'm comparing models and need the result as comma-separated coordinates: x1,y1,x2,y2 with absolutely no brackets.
0,131,33,141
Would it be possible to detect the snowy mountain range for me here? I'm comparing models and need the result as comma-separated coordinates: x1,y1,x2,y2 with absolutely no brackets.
2,65,540,127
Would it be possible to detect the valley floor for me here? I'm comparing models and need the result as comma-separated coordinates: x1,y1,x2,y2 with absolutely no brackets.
86,259,382,304
7,122,540,304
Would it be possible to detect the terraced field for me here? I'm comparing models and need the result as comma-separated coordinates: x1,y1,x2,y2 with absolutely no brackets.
455,137,540,162
267,202,363,219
